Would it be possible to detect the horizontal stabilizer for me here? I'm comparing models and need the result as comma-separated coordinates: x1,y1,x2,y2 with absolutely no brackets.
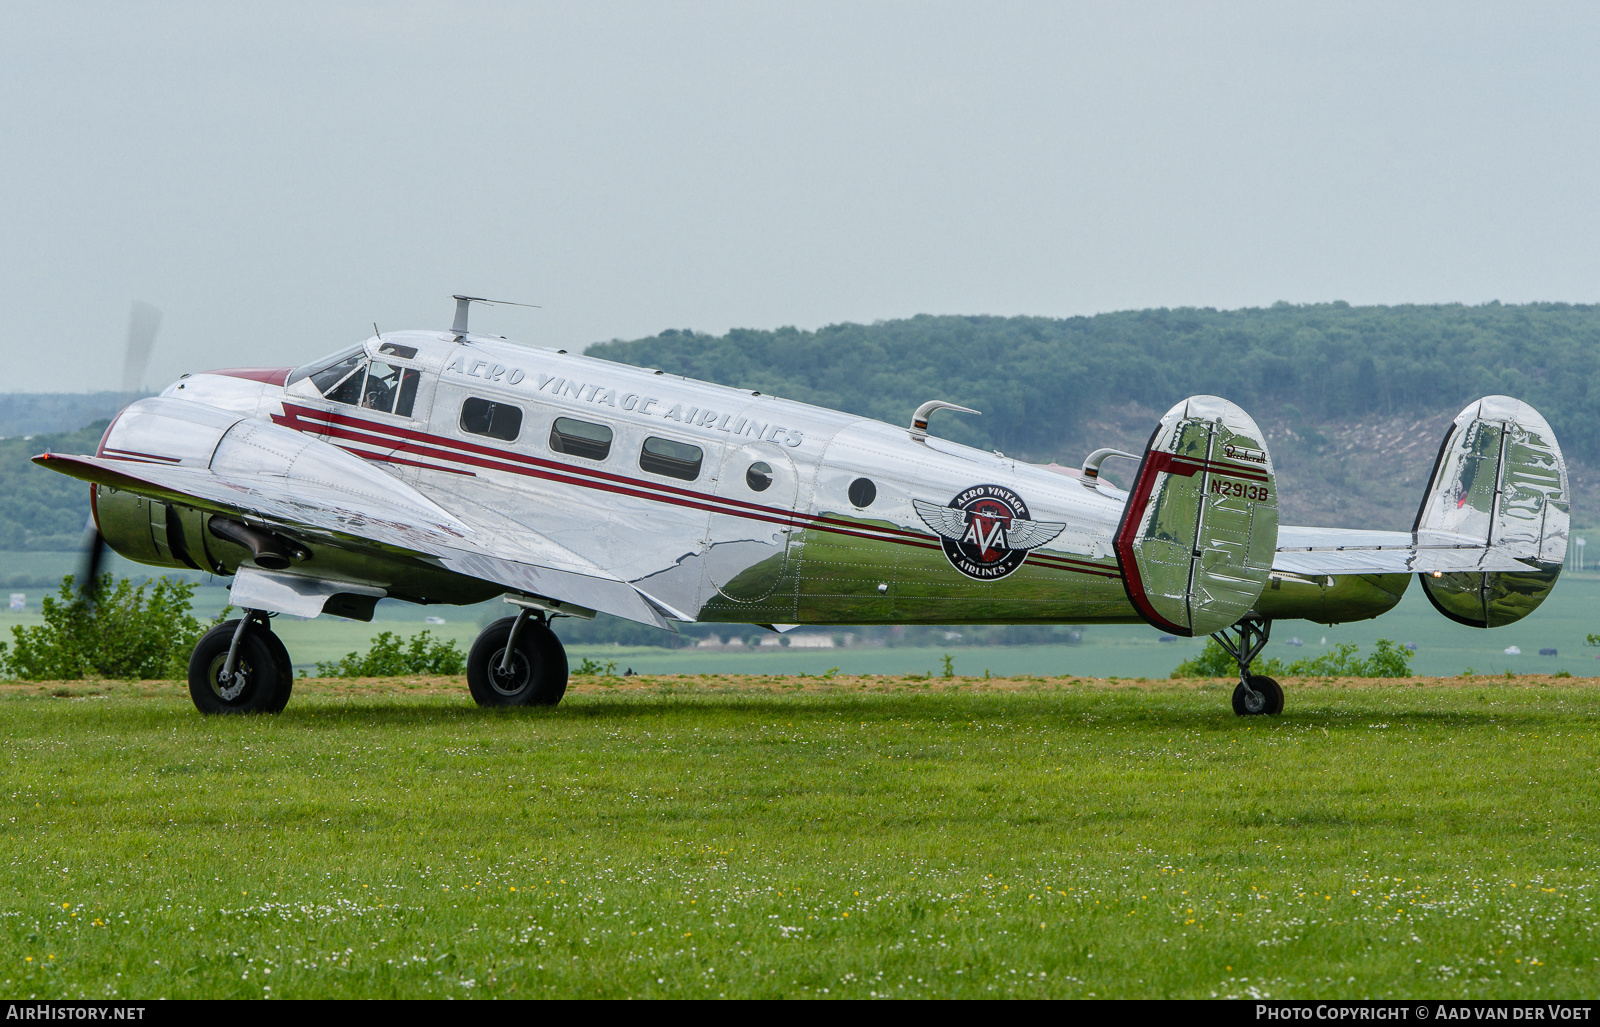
1272,526,1544,577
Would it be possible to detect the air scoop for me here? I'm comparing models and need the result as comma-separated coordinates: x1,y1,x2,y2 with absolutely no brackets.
908,400,980,443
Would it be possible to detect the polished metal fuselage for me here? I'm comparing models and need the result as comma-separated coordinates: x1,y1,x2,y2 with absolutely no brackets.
108,330,1405,627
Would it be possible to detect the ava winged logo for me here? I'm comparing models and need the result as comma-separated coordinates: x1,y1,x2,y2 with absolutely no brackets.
913,484,1066,580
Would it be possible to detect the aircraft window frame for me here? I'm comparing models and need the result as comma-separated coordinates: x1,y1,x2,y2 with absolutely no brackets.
459,396,524,442
287,345,364,388
322,360,367,406
548,417,614,461
639,436,704,481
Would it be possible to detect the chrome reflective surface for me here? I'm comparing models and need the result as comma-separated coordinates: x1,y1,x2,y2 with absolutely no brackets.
1415,396,1569,628
40,328,1569,637
1114,396,1279,637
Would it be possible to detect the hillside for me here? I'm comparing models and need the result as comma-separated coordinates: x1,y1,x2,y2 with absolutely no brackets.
1,302,1592,555
588,302,1599,530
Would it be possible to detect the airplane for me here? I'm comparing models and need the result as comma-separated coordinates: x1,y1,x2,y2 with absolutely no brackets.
33,296,1569,717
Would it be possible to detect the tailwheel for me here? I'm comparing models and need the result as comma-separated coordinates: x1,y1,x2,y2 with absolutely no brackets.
1232,675,1284,717
188,611,293,714
467,611,568,707
1214,614,1284,717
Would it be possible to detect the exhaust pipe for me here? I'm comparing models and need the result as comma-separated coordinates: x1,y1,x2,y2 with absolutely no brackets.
208,517,298,571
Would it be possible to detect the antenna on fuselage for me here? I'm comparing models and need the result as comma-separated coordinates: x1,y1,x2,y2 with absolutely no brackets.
451,294,541,340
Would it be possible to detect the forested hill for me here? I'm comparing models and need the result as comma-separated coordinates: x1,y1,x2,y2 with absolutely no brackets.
588,302,1599,529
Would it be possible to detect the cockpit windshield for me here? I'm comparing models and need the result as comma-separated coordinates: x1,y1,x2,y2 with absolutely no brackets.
287,345,363,388
287,344,419,418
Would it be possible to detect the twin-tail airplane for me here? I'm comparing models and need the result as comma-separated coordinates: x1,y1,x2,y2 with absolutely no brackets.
35,297,1569,717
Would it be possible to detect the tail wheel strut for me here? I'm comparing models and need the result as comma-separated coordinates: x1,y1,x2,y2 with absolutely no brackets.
1213,615,1283,717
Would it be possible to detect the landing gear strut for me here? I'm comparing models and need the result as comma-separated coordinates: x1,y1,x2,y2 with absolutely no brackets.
188,609,294,714
1213,614,1283,717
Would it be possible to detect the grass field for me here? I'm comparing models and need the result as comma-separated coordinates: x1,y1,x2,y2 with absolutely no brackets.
2,673,1596,999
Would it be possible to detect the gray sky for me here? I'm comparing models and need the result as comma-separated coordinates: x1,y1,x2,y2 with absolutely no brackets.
3,1,1597,392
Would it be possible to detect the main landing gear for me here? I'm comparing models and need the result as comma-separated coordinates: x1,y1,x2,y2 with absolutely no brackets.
466,609,569,708
188,610,293,714
1213,614,1283,717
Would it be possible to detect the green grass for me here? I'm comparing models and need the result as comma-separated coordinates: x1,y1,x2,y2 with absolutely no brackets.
3,677,1597,999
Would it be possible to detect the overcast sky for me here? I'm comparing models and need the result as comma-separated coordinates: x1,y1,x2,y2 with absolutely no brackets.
2,1,1597,392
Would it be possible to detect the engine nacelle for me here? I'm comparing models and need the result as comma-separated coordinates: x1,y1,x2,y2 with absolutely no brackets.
93,486,252,574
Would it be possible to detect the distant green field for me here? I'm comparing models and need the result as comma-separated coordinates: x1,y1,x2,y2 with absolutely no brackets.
3,552,1598,678
1,677,1595,999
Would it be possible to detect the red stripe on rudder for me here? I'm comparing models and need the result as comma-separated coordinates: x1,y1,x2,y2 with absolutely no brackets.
1113,448,1193,636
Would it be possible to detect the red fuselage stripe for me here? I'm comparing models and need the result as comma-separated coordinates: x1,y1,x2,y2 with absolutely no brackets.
274,403,1124,580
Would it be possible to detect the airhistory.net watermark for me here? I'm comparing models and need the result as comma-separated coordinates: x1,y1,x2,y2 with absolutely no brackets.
5,1006,146,1021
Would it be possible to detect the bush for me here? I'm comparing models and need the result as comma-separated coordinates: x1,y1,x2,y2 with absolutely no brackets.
1171,637,1413,679
1283,639,1413,678
1,574,212,680
1170,638,1286,679
314,630,465,678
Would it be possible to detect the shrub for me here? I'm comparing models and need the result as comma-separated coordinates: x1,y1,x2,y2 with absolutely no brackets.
1285,639,1413,678
1170,638,1286,679
1171,637,1413,679
314,630,465,678
573,657,618,676
2,574,212,680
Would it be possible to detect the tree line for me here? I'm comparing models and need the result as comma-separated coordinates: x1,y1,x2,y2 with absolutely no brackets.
587,301,1599,463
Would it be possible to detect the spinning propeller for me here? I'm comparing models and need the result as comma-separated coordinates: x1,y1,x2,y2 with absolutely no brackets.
78,301,163,599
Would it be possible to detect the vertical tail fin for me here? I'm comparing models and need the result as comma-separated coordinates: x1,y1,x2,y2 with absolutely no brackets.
1415,396,1568,627
1115,396,1279,637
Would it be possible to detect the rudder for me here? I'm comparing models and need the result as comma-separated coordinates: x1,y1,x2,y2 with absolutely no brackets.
1115,396,1279,637
1415,396,1568,628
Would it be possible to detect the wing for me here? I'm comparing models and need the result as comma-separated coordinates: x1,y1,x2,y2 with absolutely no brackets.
1273,525,1546,576
1004,517,1067,551
912,499,971,542
34,414,679,629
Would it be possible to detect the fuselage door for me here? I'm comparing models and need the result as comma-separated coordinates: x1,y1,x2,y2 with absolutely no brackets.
704,443,799,602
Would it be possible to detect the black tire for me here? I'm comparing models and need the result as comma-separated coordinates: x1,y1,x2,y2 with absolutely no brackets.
188,620,287,715
467,617,568,707
260,629,295,713
1232,674,1284,717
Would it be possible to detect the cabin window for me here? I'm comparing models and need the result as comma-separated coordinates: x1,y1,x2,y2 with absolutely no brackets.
549,417,613,460
640,436,703,481
377,342,418,360
746,461,773,492
848,477,877,508
460,396,523,441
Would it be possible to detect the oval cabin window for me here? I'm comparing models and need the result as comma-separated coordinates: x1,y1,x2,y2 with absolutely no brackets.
848,477,877,508
460,397,523,442
640,437,703,481
746,461,773,492
549,417,614,460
